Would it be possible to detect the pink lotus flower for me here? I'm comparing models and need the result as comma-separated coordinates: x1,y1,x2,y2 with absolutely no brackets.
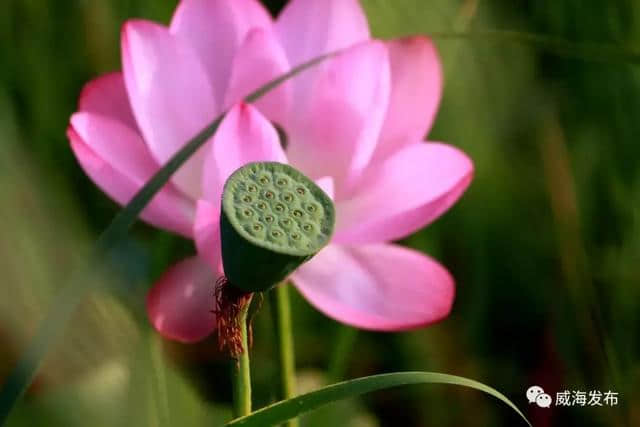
68,0,473,342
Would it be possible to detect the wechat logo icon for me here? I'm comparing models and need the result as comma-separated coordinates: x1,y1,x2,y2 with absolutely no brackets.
527,385,552,408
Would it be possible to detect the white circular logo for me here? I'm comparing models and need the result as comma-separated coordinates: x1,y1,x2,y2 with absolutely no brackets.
536,393,552,408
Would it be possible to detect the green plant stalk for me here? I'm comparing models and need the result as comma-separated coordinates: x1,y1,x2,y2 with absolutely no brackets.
232,296,253,418
269,284,298,427
327,326,358,382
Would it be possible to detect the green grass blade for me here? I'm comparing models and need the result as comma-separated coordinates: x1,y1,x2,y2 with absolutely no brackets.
0,51,336,426
429,30,640,64
226,371,531,427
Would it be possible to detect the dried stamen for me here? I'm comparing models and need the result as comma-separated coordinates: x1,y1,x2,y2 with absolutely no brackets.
214,277,253,358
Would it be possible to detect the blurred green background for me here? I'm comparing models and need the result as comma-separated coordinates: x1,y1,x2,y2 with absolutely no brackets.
1,0,638,426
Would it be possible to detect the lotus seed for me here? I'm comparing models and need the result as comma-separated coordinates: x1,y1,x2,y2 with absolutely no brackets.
282,192,294,203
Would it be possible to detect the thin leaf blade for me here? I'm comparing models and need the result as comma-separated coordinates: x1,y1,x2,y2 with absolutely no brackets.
226,372,531,427
429,30,640,64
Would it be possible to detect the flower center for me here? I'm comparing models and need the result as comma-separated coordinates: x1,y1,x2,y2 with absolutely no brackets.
223,162,332,253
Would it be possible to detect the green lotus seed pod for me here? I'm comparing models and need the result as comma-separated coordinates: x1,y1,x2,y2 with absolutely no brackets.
220,162,335,292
